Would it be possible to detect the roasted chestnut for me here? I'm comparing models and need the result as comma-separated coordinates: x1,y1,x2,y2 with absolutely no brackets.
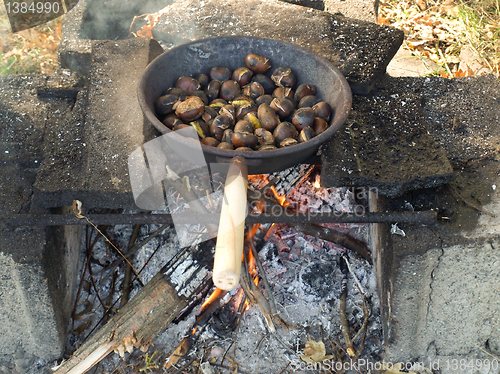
294,83,317,102
165,87,188,100
271,66,296,88
232,67,253,86
235,103,258,121
279,138,299,147
220,104,236,124
258,144,278,151
220,80,241,102
175,96,205,121
242,82,265,99
173,123,191,131
194,73,210,89
312,101,332,121
257,103,280,131
210,66,232,81
201,137,220,147
272,86,294,100
156,94,179,115
217,142,234,150
298,95,321,108
255,94,273,106
252,74,275,94
191,90,209,105
175,76,200,94
234,120,254,133
273,122,298,144
205,80,221,102
245,53,271,73
242,112,261,130
162,113,183,129
235,147,254,151
299,127,316,142
313,117,328,135
232,132,259,149
292,107,315,130
255,128,275,146
202,106,218,124
210,114,232,141
270,97,294,119
209,98,228,111
222,129,234,144
190,119,210,138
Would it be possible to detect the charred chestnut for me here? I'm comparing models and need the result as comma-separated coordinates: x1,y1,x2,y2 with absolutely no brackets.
222,129,234,145
271,66,296,88
292,107,315,130
205,80,221,102
162,113,183,129
194,73,210,89
202,106,218,124
235,103,258,121
242,82,265,99
175,96,205,121
156,94,179,115
279,138,299,147
220,80,241,102
201,137,220,147
220,105,236,124
312,101,332,121
232,132,259,149
245,53,271,73
255,94,273,106
257,103,280,132
313,117,328,135
270,97,294,119
299,127,316,142
234,120,254,133
217,142,234,150
210,66,232,81
175,76,200,94
232,67,253,86
273,122,298,144
210,114,232,141
255,128,275,146
298,95,321,108
294,83,317,102
252,74,275,94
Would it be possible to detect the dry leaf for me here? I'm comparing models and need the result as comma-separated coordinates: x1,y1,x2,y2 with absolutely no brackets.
300,340,334,363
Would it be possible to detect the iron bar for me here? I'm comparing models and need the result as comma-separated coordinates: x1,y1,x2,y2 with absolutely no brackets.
0,210,436,227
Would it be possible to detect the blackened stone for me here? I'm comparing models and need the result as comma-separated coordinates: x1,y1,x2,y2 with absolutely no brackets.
321,90,455,197
152,0,404,94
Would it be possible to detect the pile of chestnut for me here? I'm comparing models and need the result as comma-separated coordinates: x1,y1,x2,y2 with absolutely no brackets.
155,53,332,151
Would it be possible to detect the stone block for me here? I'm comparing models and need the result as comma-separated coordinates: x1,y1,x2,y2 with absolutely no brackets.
152,0,404,94
35,38,164,210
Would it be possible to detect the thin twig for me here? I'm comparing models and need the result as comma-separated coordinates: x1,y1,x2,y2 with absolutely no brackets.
339,256,355,358
120,224,142,308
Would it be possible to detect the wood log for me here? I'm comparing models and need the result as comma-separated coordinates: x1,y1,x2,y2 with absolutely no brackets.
54,241,214,374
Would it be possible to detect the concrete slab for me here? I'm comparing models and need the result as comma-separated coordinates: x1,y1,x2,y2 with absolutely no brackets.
324,0,379,23
152,0,404,94
34,38,164,210
0,75,81,366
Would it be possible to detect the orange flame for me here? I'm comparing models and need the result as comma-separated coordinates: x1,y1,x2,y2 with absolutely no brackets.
314,174,321,189
201,287,223,312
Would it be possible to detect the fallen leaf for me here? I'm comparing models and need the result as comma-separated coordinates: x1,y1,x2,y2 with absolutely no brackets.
300,341,334,363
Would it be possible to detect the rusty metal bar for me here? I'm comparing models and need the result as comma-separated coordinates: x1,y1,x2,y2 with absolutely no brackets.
0,210,436,227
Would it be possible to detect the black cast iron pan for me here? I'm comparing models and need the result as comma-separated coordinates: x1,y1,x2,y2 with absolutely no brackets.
138,36,352,290
138,36,351,175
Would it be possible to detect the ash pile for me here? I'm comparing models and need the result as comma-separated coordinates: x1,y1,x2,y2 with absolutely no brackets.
64,164,381,374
